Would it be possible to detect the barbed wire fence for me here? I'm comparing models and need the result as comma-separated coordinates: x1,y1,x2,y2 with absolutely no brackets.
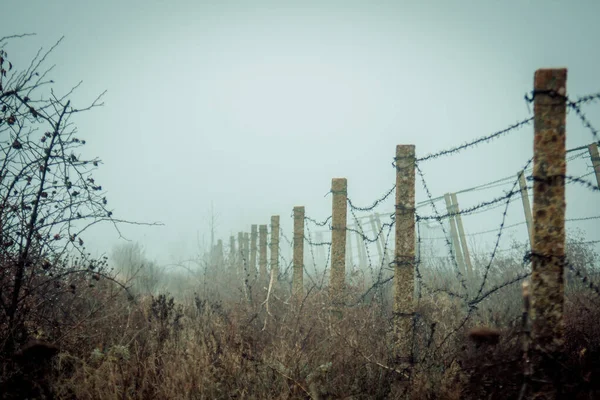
206,83,600,394
223,93,600,297
412,90,600,375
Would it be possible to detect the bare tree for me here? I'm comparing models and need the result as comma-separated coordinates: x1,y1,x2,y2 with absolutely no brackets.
0,34,129,354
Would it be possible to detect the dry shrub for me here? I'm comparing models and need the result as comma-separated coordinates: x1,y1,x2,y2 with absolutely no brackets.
1,251,597,399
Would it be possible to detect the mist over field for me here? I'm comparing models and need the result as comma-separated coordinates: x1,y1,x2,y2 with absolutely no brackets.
3,0,599,270
1,1,600,398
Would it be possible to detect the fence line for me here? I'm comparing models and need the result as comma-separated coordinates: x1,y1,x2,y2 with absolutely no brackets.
202,71,599,397
211,89,599,305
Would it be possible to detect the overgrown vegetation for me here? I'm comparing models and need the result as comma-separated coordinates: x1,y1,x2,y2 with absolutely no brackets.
2,229,599,399
1,35,599,399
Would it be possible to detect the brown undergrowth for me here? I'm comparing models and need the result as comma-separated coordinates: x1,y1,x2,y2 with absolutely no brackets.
1,250,599,399
0,278,598,399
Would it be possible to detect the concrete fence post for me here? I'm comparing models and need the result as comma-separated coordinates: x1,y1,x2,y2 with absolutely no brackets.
330,178,347,305
369,215,384,265
450,193,473,286
393,145,416,373
293,206,305,299
588,142,600,190
250,225,258,281
444,193,466,280
229,236,236,270
259,225,268,286
237,232,244,274
530,68,567,399
270,216,280,285
518,171,535,249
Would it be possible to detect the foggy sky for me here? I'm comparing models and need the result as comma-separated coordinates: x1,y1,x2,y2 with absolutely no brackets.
3,0,599,267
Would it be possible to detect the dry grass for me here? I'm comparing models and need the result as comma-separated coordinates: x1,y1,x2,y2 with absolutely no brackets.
1,249,599,399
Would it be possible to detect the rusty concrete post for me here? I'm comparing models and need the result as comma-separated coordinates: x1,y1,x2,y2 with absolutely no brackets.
522,280,532,394
451,193,473,286
259,225,268,287
588,143,600,190
250,225,258,281
330,178,347,305
369,215,384,265
293,206,305,299
394,145,416,371
530,68,567,400
229,235,236,270
270,216,280,284
242,232,249,263
444,193,466,280
518,171,535,249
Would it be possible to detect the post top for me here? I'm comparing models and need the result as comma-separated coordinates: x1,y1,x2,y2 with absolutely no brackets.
331,178,348,191
534,68,567,91
396,145,416,156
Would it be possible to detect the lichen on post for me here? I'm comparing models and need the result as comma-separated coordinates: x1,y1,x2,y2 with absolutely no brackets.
292,206,305,300
270,216,280,286
259,225,268,287
393,145,416,371
530,68,567,399
250,225,257,280
330,178,347,306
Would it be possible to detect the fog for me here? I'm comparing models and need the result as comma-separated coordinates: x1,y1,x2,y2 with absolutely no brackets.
4,0,599,270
